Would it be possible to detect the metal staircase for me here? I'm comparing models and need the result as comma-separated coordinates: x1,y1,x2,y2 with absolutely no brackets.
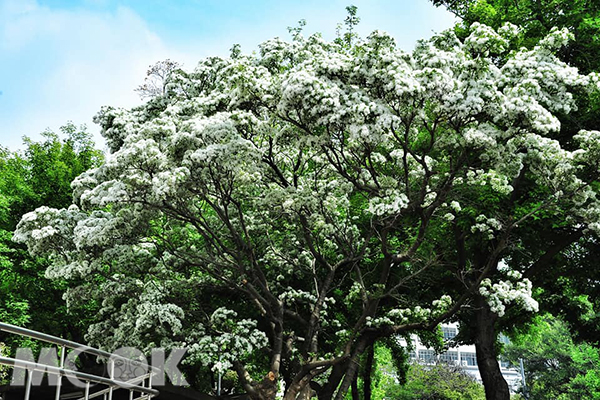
0,322,159,400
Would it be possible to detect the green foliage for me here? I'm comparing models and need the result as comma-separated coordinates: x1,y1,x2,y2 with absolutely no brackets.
418,327,446,355
370,343,399,400
1,124,102,230
386,363,486,400
504,315,600,399
433,0,600,71
0,123,103,350
348,339,485,400
287,19,307,41
0,341,9,382
335,5,361,47
383,337,411,386
346,341,411,400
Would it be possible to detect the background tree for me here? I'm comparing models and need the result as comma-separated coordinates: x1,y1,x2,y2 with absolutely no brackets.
387,363,486,400
504,314,600,400
135,59,182,99
14,20,600,400
0,123,103,355
431,0,600,74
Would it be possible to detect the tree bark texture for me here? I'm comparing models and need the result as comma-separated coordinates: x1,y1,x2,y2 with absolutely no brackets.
475,298,510,400
362,345,374,400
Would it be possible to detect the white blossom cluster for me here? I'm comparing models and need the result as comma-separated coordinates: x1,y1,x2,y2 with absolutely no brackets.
183,308,267,374
279,288,318,306
574,130,600,170
479,276,539,318
464,22,511,54
367,189,410,216
345,282,364,304
471,215,503,239
367,295,453,327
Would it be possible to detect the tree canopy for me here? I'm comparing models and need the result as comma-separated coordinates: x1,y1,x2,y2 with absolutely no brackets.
13,20,600,400
432,0,600,74
389,362,486,400
429,1,600,397
504,315,600,400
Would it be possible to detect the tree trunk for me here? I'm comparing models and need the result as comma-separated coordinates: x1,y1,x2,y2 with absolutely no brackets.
318,360,348,400
474,298,510,400
297,384,314,400
363,345,374,400
333,339,368,400
248,372,279,400
283,369,318,400
351,373,360,400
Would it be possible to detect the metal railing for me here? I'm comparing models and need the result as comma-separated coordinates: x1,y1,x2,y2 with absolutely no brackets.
0,322,159,400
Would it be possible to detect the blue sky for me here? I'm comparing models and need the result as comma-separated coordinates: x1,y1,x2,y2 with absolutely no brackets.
0,0,456,151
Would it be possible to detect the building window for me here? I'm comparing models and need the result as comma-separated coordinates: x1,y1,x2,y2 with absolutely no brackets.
442,326,457,341
461,352,477,366
408,350,416,360
440,351,458,364
418,350,436,364
500,358,511,369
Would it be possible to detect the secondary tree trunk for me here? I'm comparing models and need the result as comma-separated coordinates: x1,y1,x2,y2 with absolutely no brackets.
351,373,360,400
363,345,374,400
318,360,348,400
247,371,279,400
474,298,510,400
333,339,369,400
296,384,314,400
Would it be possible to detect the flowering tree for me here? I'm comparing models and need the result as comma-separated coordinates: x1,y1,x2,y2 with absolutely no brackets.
135,59,182,99
14,22,600,400
431,0,600,75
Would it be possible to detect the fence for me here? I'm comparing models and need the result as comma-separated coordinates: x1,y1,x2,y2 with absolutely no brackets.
0,322,159,400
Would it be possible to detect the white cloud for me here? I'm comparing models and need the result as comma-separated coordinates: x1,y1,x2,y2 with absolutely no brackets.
0,1,193,150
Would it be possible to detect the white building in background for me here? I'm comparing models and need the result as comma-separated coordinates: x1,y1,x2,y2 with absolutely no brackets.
400,323,523,392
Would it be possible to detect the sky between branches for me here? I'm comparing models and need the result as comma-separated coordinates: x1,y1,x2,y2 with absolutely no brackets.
0,0,456,151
